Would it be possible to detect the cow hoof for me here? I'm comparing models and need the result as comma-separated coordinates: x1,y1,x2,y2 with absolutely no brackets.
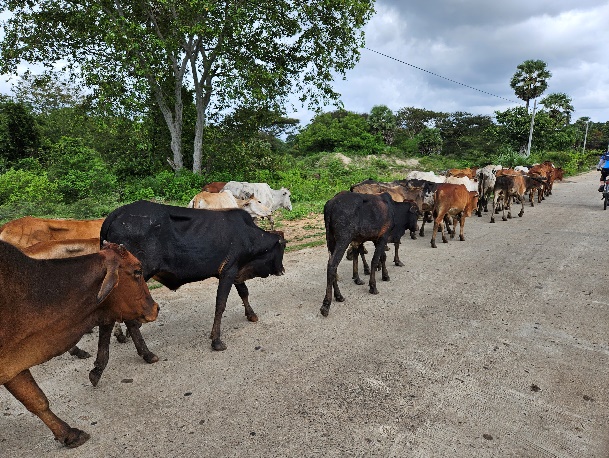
419,230,425,237
363,268,371,276
246,313,259,322
115,334,129,344
143,353,159,364
69,346,91,359
89,369,102,387
212,339,227,351
394,261,404,267
490,219,495,223
320,305,330,317
518,212,524,217
382,275,390,281
502,217,507,221
442,239,448,244
431,242,437,248
335,294,345,302
410,234,417,240
459,236,465,241
369,286,379,294
61,428,90,448
354,278,364,285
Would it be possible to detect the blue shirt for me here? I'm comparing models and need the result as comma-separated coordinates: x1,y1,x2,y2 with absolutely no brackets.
598,154,609,170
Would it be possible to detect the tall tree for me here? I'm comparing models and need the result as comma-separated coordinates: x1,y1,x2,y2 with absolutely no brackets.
540,92,574,126
0,1,375,173
510,59,551,110
368,105,396,145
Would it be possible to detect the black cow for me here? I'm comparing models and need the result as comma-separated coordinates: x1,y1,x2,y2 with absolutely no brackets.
321,192,419,317
93,201,286,381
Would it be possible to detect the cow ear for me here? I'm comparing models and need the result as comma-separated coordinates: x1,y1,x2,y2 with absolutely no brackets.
97,258,119,304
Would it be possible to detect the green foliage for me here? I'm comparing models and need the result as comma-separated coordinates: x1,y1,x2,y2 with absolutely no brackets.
121,170,207,205
0,168,59,205
47,137,117,203
368,105,396,145
510,59,551,108
294,110,385,155
0,100,40,163
416,127,443,155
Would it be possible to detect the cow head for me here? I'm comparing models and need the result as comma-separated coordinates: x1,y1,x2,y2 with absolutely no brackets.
235,233,286,283
279,188,292,211
240,194,273,218
98,241,159,324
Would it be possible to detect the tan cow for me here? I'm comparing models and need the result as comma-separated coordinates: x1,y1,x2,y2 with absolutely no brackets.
0,216,104,249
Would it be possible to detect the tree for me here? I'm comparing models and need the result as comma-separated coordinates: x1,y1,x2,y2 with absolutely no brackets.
540,92,574,126
368,105,396,145
510,59,551,110
294,110,384,155
0,98,40,164
0,1,375,173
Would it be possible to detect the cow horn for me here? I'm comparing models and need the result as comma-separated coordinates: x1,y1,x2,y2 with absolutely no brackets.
97,256,120,304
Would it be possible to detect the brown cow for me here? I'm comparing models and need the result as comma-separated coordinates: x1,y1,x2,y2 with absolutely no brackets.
0,216,104,248
446,167,478,179
490,175,527,223
0,241,159,448
430,184,478,248
201,181,227,193
21,237,100,259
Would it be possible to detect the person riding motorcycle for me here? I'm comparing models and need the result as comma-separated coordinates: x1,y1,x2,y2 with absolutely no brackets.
597,151,609,192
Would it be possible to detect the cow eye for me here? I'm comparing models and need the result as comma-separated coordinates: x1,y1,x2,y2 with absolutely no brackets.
134,269,143,278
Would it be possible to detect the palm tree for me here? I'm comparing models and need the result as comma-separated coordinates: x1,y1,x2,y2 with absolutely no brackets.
510,60,552,110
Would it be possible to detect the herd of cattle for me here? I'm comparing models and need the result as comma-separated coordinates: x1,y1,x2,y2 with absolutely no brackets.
0,164,563,448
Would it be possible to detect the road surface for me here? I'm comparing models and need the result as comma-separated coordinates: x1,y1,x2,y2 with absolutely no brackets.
1,171,608,457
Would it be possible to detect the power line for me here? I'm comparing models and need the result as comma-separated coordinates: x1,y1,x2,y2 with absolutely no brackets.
364,47,522,105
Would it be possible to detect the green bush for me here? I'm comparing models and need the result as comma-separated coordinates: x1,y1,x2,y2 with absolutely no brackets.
0,168,60,205
47,137,117,203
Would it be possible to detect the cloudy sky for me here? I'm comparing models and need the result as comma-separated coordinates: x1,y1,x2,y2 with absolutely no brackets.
1,2,607,128
289,0,609,126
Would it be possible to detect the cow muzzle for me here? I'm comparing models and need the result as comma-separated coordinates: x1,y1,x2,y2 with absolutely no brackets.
140,302,160,323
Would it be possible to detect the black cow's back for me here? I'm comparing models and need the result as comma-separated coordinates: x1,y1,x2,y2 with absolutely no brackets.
101,200,285,289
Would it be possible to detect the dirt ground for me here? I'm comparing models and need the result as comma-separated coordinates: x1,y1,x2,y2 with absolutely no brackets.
2,171,609,457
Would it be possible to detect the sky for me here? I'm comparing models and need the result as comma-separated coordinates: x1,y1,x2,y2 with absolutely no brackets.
287,0,609,126
1,2,607,128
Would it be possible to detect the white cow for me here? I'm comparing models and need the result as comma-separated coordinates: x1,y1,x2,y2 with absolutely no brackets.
476,164,503,216
406,170,446,183
445,175,478,192
187,189,272,220
222,182,292,229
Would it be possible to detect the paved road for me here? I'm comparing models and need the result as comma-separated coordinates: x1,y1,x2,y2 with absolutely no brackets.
2,171,608,457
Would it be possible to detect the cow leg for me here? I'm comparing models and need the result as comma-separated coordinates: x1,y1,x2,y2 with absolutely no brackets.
210,273,237,351
458,214,466,241
113,323,128,343
4,370,90,448
68,344,91,359
321,241,349,317
368,240,385,294
357,243,371,276
381,249,390,281
124,320,158,364
518,195,525,217
393,241,404,267
352,244,364,285
88,323,113,387
234,282,258,322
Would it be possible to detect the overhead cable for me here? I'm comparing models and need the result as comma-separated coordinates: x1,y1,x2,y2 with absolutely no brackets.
364,47,522,105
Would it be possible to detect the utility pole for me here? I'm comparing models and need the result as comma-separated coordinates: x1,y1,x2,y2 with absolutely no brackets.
582,120,590,154
525,98,537,157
